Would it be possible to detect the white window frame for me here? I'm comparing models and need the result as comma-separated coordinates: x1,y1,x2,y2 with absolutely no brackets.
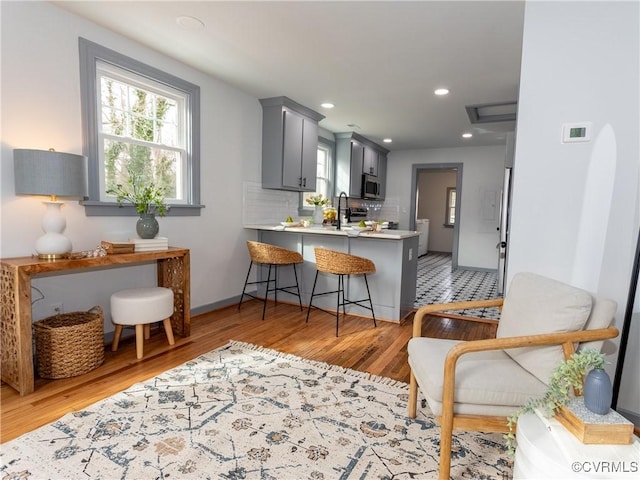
301,138,335,213
79,38,202,216
445,187,456,226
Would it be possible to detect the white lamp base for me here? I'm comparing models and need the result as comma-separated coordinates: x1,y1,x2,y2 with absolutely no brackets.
35,201,72,259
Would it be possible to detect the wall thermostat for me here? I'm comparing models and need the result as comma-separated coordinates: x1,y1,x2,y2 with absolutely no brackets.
562,122,592,143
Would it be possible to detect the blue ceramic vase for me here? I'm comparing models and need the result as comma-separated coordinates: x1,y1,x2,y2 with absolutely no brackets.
583,368,612,415
136,213,159,239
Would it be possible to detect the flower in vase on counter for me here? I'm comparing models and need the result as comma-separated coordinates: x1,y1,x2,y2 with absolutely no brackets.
107,173,169,216
305,194,331,207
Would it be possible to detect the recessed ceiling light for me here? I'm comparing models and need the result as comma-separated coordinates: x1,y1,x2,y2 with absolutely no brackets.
321,103,334,109
462,133,473,138
434,88,450,96
383,138,392,143
176,16,205,31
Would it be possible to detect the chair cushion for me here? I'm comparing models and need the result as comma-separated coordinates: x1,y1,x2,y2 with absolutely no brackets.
497,272,592,385
408,337,547,417
579,295,616,352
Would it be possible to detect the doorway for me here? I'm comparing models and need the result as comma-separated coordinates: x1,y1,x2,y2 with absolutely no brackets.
410,163,463,269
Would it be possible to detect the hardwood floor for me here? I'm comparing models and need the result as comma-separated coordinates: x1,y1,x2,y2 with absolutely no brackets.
0,300,497,443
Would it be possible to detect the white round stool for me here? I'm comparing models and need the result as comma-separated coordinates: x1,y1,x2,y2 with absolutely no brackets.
111,287,175,359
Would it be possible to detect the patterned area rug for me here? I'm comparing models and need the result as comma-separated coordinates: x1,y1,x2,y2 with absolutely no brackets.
1,341,511,479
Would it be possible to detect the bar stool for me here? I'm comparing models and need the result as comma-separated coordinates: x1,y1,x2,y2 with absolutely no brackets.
306,247,377,336
111,287,175,359
238,241,304,319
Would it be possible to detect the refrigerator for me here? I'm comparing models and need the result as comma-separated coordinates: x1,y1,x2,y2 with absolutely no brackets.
497,167,512,295
497,132,515,295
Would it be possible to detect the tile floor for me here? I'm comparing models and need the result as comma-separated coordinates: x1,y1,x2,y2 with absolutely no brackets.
414,252,501,319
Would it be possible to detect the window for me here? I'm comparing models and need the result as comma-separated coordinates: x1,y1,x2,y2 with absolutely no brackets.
445,187,456,226
301,138,334,210
79,38,202,215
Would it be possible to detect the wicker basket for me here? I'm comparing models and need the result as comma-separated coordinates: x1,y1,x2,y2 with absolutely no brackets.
34,306,105,379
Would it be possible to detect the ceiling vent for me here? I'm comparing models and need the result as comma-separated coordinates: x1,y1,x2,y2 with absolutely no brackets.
465,101,517,124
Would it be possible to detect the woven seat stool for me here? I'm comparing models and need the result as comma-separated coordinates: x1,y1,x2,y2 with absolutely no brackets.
306,247,377,336
238,241,304,320
111,287,175,359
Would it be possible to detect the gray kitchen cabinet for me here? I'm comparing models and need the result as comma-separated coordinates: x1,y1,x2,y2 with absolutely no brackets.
363,145,378,176
349,140,365,196
335,131,389,199
260,96,325,192
377,150,387,198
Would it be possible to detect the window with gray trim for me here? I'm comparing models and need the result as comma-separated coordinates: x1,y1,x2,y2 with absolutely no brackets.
79,38,202,216
300,138,335,212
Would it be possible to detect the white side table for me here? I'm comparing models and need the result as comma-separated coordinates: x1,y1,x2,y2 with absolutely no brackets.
514,411,639,479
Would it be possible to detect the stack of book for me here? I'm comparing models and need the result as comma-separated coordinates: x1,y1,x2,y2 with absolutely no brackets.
130,237,169,252
101,240,135,254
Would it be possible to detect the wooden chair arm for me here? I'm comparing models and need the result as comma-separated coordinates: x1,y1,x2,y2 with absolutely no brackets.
445,326,619,361
412,298,504,337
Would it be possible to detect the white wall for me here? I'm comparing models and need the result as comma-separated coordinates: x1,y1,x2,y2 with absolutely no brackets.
386,145,505,269
1,2,262,326
508,1,639,418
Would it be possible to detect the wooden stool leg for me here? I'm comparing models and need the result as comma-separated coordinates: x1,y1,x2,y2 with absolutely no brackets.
135,324,144,359
144,324,151,340
163,318,175,345
112,325,123,351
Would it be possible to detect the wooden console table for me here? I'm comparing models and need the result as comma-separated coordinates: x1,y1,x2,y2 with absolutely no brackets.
1,247,190,396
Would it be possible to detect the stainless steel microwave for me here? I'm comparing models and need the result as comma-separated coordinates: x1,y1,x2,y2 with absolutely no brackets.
361,174,381,199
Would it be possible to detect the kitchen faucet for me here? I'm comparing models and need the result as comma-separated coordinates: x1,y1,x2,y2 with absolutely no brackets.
337,191,348,230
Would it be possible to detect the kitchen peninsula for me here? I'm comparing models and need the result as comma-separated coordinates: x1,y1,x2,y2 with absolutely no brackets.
244,225,419,322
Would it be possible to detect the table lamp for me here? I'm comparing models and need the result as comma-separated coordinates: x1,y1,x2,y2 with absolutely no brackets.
13,148,88,259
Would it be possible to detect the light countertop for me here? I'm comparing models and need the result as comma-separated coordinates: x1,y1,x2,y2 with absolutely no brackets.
244,224,419,240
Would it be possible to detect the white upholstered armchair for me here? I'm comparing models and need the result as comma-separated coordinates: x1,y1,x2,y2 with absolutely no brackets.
407,272,619,480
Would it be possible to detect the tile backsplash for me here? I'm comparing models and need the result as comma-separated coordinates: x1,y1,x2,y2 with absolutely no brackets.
243,182,299,225
242,181,400,225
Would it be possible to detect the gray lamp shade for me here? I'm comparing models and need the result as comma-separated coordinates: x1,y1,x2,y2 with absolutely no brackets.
14,148,88,198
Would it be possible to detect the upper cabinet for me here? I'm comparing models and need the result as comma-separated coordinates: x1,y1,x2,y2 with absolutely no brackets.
377,151,387,199
260,97,325,192
335,132,389,199
363,146,378,177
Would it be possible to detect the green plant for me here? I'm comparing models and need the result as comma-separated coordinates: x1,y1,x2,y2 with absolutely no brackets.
107,173,169,216
504,348,606,455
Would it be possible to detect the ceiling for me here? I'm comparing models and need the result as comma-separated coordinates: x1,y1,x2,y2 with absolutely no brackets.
53,0,525,151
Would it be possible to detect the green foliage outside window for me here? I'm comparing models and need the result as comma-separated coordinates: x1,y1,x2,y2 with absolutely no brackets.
102,77,178,200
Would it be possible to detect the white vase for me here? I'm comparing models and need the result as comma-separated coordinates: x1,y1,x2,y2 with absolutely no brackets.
312,206,324,225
